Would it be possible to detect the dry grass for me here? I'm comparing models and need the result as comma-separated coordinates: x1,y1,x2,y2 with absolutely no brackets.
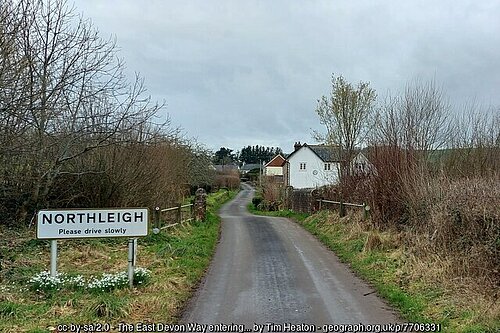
324,146,499,329
51,300,79,318
302,209,499,331
408,176,500,284
57,242,128,274
404,248,499,329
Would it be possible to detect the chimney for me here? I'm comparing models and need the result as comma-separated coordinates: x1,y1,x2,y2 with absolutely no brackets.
294,141,301,151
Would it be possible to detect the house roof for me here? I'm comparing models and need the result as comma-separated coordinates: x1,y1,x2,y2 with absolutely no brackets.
264,154,286,167
214,164,239,172
286,143,343,162
308,145,342,162
240,163,261,172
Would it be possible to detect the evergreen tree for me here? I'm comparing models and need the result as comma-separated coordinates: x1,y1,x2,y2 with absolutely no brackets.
239,145,283,164
213,147,236,165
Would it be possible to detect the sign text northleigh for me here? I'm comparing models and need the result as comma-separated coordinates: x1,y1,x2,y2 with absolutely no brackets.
37,208,149,239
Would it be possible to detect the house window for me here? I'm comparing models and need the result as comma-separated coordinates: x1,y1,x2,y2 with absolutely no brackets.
324,163,331,171
299,162,306,171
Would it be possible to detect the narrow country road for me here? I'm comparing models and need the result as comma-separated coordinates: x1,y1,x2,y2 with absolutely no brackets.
181,183,400,329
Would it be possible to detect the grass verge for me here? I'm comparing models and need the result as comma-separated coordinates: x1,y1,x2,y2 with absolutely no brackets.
0,189,237,332
248,203,499,333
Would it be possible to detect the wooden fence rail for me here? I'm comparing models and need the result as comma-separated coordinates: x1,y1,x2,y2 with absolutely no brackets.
153,203,194,233
151,188,208,234
317,199,370,219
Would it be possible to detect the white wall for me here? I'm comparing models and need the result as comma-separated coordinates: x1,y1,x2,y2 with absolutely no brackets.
265,166,283,176
288,147,339,188
351,152,375,175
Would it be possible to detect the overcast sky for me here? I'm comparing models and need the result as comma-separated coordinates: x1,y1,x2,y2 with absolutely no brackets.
73,0,500,153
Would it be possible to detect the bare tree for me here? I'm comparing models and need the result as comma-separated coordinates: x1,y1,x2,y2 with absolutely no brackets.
0,1,32,154
445,103,500,177
368,79,455,226
373,79,451,152
313,74,376,177
0,0,165,223
187,142,216,188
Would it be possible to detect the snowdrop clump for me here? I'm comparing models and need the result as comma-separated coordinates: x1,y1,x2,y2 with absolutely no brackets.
29,271,66,292
29,267,151,293
87,272,128,292
133,267,151,285
65,274,86,289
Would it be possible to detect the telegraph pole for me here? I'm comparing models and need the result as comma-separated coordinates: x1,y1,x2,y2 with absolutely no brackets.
259,159,262,188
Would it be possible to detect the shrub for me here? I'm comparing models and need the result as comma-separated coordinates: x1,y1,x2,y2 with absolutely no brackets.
424,177,500,283
214,169,240,190
252,196,263,207
257,200,281,212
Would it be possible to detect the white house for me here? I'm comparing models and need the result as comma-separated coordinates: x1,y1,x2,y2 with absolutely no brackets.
351,150,376,176
264,154,286,176
284,142,341,189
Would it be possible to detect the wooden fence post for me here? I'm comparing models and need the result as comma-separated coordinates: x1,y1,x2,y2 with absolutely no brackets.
340,199,346,217
310,189,321,213
177,203,182,224
363,203,370,220
154,206,160,229
190,199,195,221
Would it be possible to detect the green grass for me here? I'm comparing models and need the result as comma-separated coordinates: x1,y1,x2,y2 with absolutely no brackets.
302,214,498,332
0,189,238,332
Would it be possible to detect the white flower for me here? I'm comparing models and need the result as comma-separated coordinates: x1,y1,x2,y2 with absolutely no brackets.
30,267,150,292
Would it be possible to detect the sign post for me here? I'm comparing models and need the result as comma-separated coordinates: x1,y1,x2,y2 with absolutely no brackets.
127,238,134,288
37,208,149,286
50,240,57,277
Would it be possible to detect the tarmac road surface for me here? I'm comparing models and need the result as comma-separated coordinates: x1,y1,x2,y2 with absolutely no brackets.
181,183,401,331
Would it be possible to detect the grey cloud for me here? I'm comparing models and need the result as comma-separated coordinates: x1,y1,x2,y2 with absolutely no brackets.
74,0,500,151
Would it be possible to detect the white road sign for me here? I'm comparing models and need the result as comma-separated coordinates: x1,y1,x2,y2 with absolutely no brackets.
37,208,149,239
